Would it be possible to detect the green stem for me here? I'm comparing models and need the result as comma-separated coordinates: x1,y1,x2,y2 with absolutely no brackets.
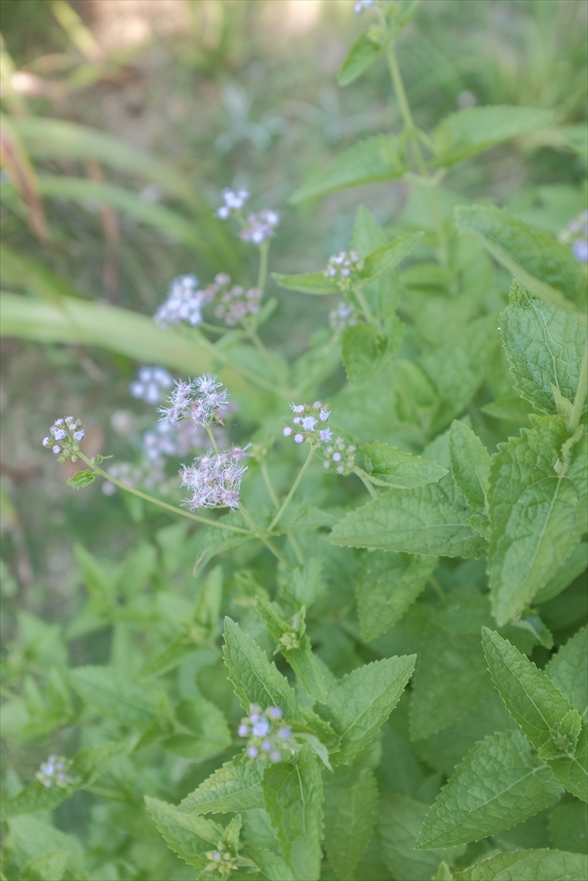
238,502,290,567
79,453,249,534
385,41,449,267
352,285,382,333
269,445,315,532
430,576,445,601
257,239,270,292
205,422,220,454
569,345,588,434
353,467,379,499
262,460,304,565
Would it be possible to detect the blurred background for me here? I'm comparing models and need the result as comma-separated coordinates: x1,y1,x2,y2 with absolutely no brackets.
1,0,586,632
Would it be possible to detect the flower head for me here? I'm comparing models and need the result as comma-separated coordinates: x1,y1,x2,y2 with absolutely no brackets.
283,401,332,446
212,273,263,326
154,275,215,328
238,704,293,764
329,300,359,332
42,417,85,463
322,436,357,476
239,209,280,245
559,210,588,263
36,755,76,789
159,375,229,428
130,366,174,405
354,0,376,12
216,187,250,219
180,445,249,510
324,251,363,290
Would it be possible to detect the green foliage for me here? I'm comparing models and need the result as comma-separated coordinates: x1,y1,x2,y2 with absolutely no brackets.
2,3,586,879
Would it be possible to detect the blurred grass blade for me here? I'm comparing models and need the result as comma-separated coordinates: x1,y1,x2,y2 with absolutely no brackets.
50,0,104,63
1,176,210,251
0,243,83,304
0,293,246,391
0,115,49,243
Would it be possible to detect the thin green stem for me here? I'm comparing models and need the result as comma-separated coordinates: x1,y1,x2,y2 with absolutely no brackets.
79,453,249,534
205,422,220,455
269,445,315,532
257,240,270,292
352,285,382,333
238,502,290,567
261,460,304,565
430,576,445,601
353,467,379,499
385,41,449,267
569,345,588,434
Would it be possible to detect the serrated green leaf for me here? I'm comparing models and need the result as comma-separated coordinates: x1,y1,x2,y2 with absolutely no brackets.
449,421,491,510
455,849,588,881
290,136,406,204
324,766,378,881
163,699,231,761
488,417,588,625
481,628,583,765
420,315,499,432
378,794,461,881
499,286,587,415
140,634,202,680
271,271,338,296
8,816,86,879
549,799,588,853
341,319,404,386
338,31,384,87
362,441,448,488
247,847,295,881
433,106,553,168
330,470,486,558
417,730,562,848
191,514,255,574
410,592,494,740
546,724,588,802
262,746,323,881
222,618,299,720
356,551,438,641
320,655,416,764
481,394,534,422
70,666,163,724
256,598,329,703
546,626,588,720
534,541,588,604
180,759,264,814
455,205,583,309
351,205,389,257
20,849,69,881
358,233,423,284
67,469,95,489
145,796,221,869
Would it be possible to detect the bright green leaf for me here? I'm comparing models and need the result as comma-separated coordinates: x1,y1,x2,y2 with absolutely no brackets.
290,136,406,204
338,31,384,87
449,420,491,510
70,666,163,724
144,796,221,869
417,730,562,848
433,106,553,168
455,849,588,881
271,271,338,296
488,417,588,625
455,205,583,309
341,319,404,386
320,655,416,764
358,233,423,284
356,551,438,641
20,850,69,881
262,746,324,881
546,626,588,720
534,541,588,604
362,441,448,488
500,284,587,414
324,766,378,881
180,760,264,815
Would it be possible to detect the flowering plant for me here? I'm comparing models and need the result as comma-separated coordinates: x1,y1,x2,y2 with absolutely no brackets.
2,3,587,881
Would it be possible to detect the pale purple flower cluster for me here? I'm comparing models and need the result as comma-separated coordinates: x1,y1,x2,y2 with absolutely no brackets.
238,705,292,763
283,401,332,446
329,300,359,331
143,419,225,462
239,209,280,245
130,366,174,405
42,417,85,463
153,275,215,328
323,436,357,476
180,445,249,510
559,210,588,263
158,375,229,428
213,276,263,326
204,845,239,875
102,459,168,496
354,0,375,11
216,187,250,220
36,755,75,789
325,250,363,289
